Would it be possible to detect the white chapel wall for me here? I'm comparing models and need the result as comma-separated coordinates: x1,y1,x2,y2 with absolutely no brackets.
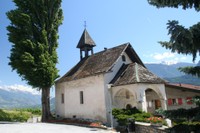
55,83,65,117
56,74,108,123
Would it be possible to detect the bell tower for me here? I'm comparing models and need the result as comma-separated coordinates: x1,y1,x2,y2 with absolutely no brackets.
76,28,96,60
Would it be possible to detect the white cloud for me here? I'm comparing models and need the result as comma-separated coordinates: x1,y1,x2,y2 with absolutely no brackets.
0,84,40,95
151,52,175,60
144,52,188,65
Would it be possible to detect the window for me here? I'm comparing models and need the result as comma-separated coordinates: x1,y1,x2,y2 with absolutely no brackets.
178,98,183,105
172,99,177,105
148,101,152,107
125,90,130,99
122,55,126,62
168,99,172,106
61,93,64,104
80,91,84,104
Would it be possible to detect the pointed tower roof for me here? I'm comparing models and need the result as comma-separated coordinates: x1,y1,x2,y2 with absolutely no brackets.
76,29,96,48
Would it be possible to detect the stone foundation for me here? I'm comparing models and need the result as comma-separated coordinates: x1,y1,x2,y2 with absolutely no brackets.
115,122,168,133
135,123,167,133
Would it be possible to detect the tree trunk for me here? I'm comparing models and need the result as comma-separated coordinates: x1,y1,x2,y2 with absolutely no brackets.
41,87,51,122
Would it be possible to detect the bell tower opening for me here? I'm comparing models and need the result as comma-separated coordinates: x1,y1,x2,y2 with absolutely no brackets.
76,28,96,60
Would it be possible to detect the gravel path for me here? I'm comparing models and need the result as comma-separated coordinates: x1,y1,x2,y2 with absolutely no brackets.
0,123,115,133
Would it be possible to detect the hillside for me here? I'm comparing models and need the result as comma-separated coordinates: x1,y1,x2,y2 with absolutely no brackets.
145,62,196,78
0,86,41,109
145,62,200,86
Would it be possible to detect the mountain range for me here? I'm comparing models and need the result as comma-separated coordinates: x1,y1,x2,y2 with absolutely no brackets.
145,61,200,86
0,85,41,109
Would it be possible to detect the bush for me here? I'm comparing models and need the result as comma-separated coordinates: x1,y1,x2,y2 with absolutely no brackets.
0,109,34,122
0,109,11,121
15,108,41,115
167,124,200,133
112,107,152,126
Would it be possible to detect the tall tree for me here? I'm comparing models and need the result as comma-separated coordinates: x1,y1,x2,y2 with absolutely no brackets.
7,0,63,121
147,0,200,77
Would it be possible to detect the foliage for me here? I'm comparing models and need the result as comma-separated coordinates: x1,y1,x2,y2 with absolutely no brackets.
147,0,200,77
7,0,63,88
6,0,63,121
147,0,200,11
112,108,152,126
167,123,200,133
192,96,200,107
0,109,31,122
155,107,200,124
15,108,41,115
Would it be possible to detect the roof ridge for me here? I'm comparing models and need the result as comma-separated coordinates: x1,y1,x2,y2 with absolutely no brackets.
135,63,140,82
91,42,129,56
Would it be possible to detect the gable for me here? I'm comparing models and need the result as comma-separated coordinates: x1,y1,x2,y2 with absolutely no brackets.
110,63,166,86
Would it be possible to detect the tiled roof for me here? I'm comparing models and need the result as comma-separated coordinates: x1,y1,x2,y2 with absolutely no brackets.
76,29,96,48
56,43,129,83
110,63,166,86
165,83,200,92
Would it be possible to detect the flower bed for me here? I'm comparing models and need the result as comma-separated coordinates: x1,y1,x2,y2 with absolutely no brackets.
47,118,107,129
146,116,163,126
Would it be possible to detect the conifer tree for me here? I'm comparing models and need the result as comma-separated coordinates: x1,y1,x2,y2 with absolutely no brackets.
7,0,63,121
148,0,200,77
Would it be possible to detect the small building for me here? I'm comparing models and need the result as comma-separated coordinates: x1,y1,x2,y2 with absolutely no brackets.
165,83,200,110
55,29,200,126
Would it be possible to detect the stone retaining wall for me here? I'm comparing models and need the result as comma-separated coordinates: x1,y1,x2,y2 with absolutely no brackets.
135,124,167,133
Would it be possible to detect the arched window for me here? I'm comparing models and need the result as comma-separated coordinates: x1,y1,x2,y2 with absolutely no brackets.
122,55,126,62
126,90,130,99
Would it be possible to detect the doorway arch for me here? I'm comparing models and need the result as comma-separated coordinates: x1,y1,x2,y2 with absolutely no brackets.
145,88,162,113
113,89,136,109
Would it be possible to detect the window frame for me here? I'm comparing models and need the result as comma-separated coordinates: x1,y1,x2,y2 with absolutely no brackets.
122,55,126,62
61,93,64,104
80,91,84,104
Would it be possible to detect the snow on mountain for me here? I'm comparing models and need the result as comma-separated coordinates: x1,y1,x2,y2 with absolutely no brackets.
0,84,40,95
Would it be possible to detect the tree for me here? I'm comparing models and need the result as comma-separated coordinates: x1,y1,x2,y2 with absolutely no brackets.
147,0,200,77
6,0,63,121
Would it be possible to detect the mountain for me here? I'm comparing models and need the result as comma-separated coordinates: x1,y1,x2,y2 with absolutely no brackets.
0,85,41,109
145,62,196,78
165,75,200,86
145,62,200,86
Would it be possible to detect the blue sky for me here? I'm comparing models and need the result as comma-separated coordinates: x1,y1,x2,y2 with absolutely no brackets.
0,1,199,94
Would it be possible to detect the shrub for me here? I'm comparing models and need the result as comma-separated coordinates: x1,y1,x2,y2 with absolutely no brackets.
155,107,200,123
15,108,41,115
167,124,200,133
112,108,152,126
0,109,34,122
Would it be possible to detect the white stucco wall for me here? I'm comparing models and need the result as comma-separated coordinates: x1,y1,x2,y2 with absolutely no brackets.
165,86,200,110
55,83,65,117
55,74,108,123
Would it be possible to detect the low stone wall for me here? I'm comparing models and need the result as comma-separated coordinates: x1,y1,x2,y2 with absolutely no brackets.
115,121,168,133
134,122,167,133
